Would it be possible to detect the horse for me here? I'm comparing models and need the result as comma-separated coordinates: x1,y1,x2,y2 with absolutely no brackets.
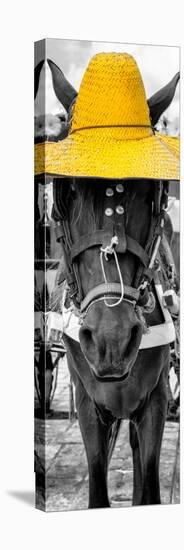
51,173,178,508
49,67,179,508
34,59,77,414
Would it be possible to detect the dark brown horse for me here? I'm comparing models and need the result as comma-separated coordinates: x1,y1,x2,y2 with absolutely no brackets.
49,68,179,507
53,175,178,508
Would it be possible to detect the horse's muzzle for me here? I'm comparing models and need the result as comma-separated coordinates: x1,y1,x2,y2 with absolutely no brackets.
79,305,142,381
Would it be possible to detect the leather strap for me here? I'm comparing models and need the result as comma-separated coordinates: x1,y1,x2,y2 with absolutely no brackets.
70,230,113,260
126,236,150,267
55,221,65,240
70,230,149,267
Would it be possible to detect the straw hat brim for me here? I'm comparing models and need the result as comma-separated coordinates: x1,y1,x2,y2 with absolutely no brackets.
34,130,180,180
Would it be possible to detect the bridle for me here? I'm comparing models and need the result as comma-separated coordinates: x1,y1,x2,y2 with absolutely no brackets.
53,178,169,318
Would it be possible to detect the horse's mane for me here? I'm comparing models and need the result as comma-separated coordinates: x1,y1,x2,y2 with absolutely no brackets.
69,179,107,230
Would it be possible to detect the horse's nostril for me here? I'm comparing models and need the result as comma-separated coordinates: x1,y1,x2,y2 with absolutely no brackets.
80,327,96,357
131,325,139,341
124,324,141,358
81,328,92,343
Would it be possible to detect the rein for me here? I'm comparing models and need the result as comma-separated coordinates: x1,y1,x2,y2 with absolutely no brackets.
53,180,169,317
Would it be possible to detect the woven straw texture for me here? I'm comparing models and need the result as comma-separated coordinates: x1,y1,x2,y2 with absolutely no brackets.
34,53,180,180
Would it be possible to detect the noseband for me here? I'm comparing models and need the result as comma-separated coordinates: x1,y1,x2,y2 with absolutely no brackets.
53,180,169,317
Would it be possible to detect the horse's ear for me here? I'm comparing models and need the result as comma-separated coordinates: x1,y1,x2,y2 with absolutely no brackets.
34,60,44,99
47,59,77,112
147,72,180,126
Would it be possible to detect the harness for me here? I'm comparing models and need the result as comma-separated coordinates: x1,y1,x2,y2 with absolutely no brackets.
53,179,169,318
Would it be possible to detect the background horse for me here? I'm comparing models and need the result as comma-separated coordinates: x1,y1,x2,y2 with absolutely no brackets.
34,59,77,141
34,60,77,413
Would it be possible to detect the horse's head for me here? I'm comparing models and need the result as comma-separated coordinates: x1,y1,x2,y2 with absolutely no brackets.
51,54,179,383
56,178,158,381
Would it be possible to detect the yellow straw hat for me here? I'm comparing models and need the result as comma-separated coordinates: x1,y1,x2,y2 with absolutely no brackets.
35,52,179,180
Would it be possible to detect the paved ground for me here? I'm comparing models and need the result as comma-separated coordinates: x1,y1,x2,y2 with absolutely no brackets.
35,356,180,512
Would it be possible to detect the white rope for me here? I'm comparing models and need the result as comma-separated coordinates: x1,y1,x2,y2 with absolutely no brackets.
100,236,124,307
